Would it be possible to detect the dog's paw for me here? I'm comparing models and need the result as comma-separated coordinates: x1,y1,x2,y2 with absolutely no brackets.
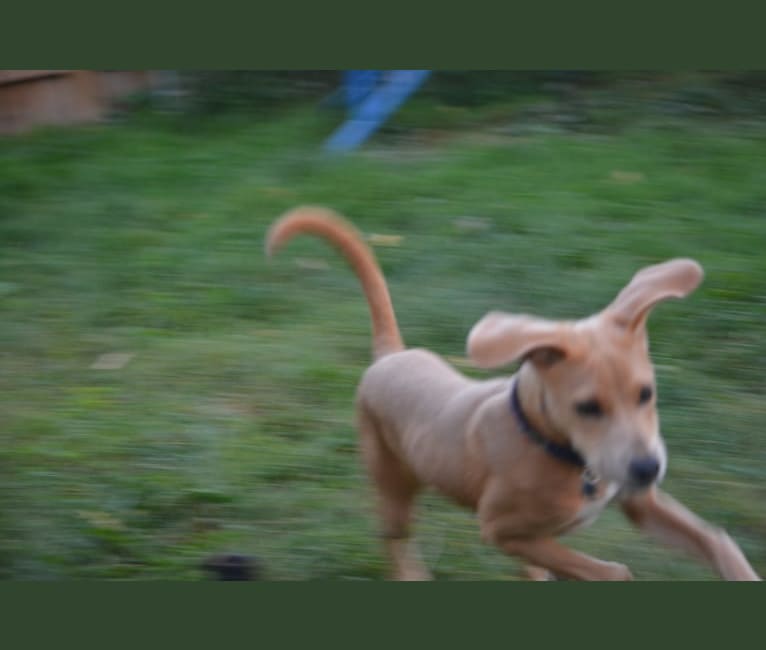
522,564,556,581
394,567,433,581
604,562,633,581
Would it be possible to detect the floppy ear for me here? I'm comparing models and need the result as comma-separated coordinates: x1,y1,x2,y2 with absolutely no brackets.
466,312,570,369
607,258,703,331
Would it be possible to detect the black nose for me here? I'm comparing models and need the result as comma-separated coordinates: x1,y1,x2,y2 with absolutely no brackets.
628,456,660,486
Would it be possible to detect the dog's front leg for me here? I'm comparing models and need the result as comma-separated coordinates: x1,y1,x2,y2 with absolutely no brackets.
479,492,632,580
495,536,633,581
620,487,760,581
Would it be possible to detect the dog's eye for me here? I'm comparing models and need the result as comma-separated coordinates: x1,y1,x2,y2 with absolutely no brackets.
575,399,603,417
639,386,653,404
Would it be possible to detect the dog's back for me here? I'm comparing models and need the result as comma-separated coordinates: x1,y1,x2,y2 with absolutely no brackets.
357,348,510,506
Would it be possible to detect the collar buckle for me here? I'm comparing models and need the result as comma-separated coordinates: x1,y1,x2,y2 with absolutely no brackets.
581,467,600,498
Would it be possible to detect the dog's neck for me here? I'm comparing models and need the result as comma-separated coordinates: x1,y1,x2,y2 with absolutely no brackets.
514,365,602,498
515,363,571,448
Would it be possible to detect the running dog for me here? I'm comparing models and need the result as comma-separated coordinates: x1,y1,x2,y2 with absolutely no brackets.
265,206,760,581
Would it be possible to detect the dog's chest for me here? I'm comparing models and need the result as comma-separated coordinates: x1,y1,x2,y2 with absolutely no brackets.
564,481,619,532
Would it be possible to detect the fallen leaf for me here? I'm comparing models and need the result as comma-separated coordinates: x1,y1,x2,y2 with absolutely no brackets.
78,510,124,530
294,258,330,271
367,233,403,247
453,217,492,232
90,352,135,370
444,355,473,369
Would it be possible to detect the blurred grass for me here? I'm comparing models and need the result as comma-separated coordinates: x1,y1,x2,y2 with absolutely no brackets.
1,75,765,579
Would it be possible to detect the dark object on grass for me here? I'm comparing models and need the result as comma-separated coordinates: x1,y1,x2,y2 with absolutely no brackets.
202,554,261,581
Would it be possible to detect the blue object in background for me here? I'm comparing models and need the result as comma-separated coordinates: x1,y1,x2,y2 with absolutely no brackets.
343,70,383,110
324,70,432,153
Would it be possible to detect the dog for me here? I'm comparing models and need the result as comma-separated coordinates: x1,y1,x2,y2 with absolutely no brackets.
266,206,760,581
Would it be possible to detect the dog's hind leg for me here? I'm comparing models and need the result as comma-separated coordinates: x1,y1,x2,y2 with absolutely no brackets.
522,564,556,581
357,405,432,581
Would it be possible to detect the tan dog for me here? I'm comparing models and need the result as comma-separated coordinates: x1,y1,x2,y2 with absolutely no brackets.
266,206,760,581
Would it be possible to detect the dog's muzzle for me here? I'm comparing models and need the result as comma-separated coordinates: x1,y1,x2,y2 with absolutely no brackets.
627,456,661,489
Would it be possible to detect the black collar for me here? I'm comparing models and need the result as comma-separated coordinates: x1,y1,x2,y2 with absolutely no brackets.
510,380,598,497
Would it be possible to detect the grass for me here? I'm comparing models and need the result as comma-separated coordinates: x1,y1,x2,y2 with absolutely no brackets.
1,80,765,579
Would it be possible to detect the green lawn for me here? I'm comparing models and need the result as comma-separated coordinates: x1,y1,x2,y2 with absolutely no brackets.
1,85,765,579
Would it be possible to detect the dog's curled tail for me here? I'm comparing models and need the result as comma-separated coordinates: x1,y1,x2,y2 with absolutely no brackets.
265,206,404,360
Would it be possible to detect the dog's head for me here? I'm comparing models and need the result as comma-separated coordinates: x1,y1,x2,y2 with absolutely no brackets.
467,259,703,495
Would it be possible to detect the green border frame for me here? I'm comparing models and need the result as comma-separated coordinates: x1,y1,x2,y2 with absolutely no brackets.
2,3,763,643
2,583,762,643
3,2,765,68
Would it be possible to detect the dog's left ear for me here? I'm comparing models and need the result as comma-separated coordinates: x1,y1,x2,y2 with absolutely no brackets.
607,258,704,332
467,312,572,369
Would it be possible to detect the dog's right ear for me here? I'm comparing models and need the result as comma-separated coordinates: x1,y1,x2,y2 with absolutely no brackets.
607,258,704,332
467,312,570,369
